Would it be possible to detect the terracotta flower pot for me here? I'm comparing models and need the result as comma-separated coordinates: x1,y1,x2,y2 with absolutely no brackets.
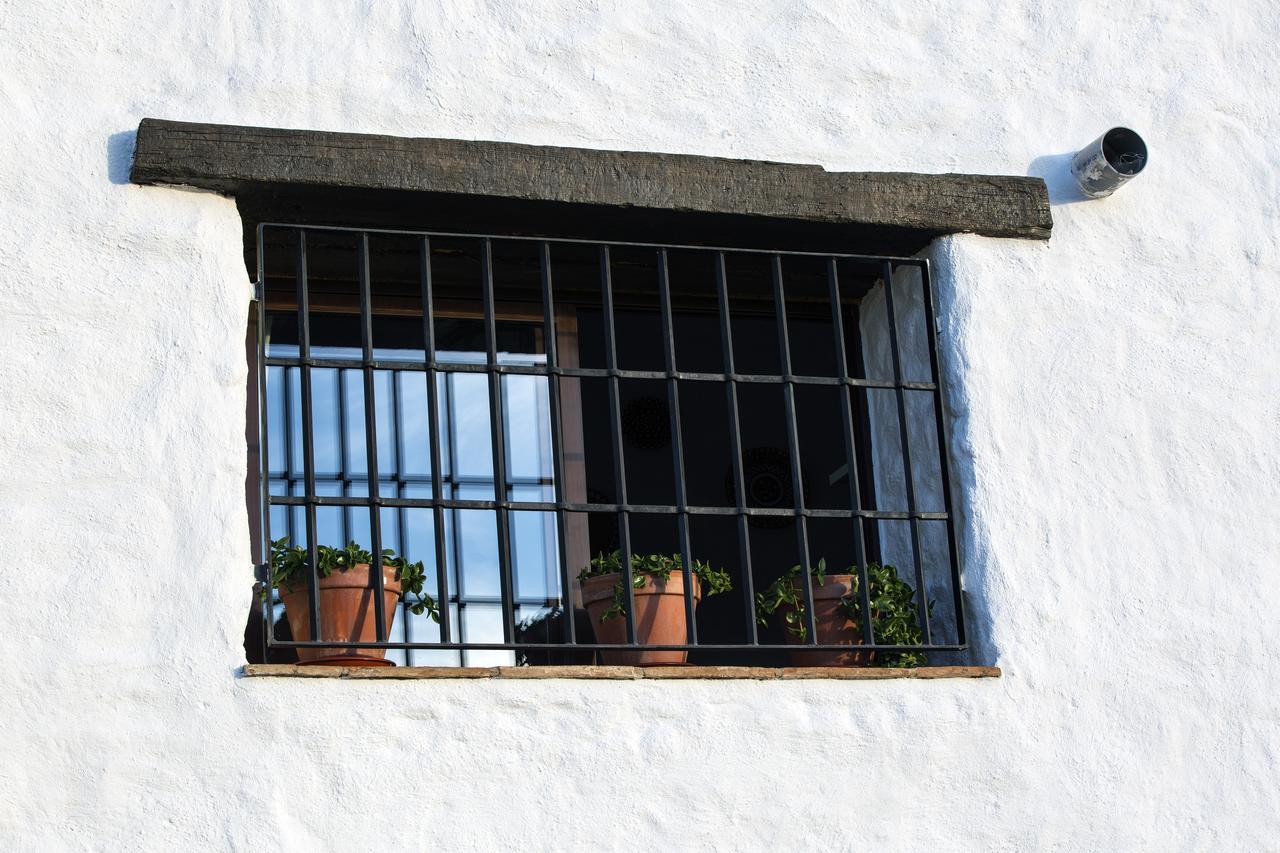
778,574,874,667
280,563,402,667
580,571,701,666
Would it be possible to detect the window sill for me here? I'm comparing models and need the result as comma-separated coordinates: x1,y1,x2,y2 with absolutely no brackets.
241,664,999,680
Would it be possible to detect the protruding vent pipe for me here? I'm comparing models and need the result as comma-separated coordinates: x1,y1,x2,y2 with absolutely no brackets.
1071,127,1148,198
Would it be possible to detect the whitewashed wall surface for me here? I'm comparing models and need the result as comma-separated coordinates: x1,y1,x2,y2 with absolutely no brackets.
1,2,1277,850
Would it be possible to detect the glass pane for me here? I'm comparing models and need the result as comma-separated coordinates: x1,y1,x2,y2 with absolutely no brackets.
315,480,344,547
267,485,290,551
311,368,342,479
441,372,494,486
341,369,368,479
384,608,407,667
407,610,460,667
396,371,432,484
265,366,288,477
503,374,553,486
461,605,513,667
451,503,500,599
372,370,398,479
343,493,371,547
510,507,560,604
379,499,402,556
286,367,302,479
515,605,557,642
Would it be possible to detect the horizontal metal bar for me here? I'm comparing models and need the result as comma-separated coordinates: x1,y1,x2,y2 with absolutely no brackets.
262,357,936,390
267,473,550,487
259,221,929,264
268,640,966,652
453,595,565,607
264,494,947,520
258,579,562,610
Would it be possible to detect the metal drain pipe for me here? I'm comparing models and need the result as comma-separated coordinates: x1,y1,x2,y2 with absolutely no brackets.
1071,127,1148,198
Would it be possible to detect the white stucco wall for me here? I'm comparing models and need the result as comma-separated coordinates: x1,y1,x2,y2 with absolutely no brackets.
2,2,1278,850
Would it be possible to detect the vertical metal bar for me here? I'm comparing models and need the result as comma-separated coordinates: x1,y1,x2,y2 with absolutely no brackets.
337,368,350,543
448,373,473,666
281,356,296,543
419,237,452,646
880,260,932,645
917,259,965,646
656,248,698,645
481,239,517,644
539,242,577,646
390,369,411,662
599,245,638,645
358,233,389,643
256,225,275,654
827,259,875,646
772,254,819,644
714,252,758,645
445,374,468,665
295,230,323,642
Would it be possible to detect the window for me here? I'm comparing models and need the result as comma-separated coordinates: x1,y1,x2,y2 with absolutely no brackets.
252,223,965,667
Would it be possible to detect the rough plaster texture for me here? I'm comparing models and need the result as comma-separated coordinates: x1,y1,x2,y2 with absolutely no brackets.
1,1,1277,850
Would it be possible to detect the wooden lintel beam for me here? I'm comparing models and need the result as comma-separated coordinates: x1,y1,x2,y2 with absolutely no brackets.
131,119,1051,241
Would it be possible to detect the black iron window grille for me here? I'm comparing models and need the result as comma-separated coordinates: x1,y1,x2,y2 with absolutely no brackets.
255,223,966,665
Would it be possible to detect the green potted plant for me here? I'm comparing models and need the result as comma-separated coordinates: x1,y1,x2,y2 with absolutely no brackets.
269,537,439,667
579,551,732,666
755,558,927,667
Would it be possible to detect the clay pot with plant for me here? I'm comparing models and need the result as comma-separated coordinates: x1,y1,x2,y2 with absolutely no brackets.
755,558,928,667
268,537,439,667
579,551,732,666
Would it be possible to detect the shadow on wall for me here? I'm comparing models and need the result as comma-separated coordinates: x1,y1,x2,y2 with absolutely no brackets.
106,130,136,185
1027,151,1092,206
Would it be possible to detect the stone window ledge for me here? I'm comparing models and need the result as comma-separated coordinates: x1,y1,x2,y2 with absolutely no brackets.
242,664,999,680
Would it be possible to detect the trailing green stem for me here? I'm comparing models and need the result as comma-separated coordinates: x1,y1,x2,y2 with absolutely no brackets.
754,558,929,667
578,550,732,622
267,537,440,621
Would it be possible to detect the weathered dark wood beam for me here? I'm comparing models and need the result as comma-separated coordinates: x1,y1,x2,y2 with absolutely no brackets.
130,119,1051,241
